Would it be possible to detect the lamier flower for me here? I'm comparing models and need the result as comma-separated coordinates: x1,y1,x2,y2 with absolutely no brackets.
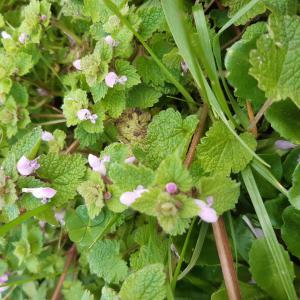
104,35,119,47
120,185,148,206
22,187,57,204
54,210,65,226
0,273,9,293
124,156,136,164
18,32,29,44
41,130,54,141
1,31,12,40
194,196,218,223
17,156,40,176
72,59,82,70
275,139,297,150
77,109,98,124
105,72,127,88
88,154,110,176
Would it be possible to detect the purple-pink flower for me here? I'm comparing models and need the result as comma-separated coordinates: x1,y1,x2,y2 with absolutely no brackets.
105,72,127,88
72,59,82,71
1,31,12,40
165,182,178,194
88,154,110,176
120,185,148,206
77,109,98,124
104,35,119,47
54,210,65,225
18,33,29,44
17,156,40,176
22,187,57,204
124,156,136,164
275,140,297,150
41,130,54,141
194,196,218,223
0,273,9,293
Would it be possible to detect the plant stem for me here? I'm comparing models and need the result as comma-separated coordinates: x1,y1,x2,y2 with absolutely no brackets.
246,101,258,138
31,114,64,119
34,119,66,126
248,98,273,131
212,218,241,300
64,140,80,154
51,244,77,300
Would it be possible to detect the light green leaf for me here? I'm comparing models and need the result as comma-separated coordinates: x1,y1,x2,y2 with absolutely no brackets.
119,264,166,300
250,14,300,108
88,239,128,283
48,129,66,153
249,238,295,300
100,89,126,118
288,164,300,209
100,286,119,300
197,121,257,176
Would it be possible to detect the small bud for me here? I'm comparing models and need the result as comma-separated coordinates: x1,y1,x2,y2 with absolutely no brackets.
104,191,112,200
18,32,29,44
165,182,178,194
275,140,297,150
72,59,82,70
124,156,136,164
104,35,119,47
1,31,12,40
39,220,46,229
120,185,148,206
17,156,40,176
105,72,119,88
22,187,56,203
54,210,65,225
37,87,50,96
40,15,47,22
194,198,218,223
41,130,54,141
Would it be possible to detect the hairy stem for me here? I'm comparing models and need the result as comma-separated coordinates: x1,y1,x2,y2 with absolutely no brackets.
246,101,258,138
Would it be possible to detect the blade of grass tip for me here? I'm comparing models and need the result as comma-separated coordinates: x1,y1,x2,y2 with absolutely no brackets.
241,167,298,300
177,222,208,280
251,159,288,197
102,0,197,109
0,203,52,236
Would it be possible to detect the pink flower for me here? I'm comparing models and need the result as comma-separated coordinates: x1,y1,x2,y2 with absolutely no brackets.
22,187,56,203
0,273,9,293
194,196,218,223
1,31,12,40
40,15,47,22
41,131,54,141
72,59,82,70
54,210,65,225
120,185,148,206
275,140,297,150
104,35,119,47
124,156,136,164
77,109,98,124
18,33,29,44
17,156,40,176
105,72,127,88
88,154,110,176
165,182,178,194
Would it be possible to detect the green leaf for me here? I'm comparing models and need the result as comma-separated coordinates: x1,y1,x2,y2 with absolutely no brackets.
37,153,86,205
250,14,300,108
48,129,66,153
197,121,257,176
0,169,17,209
77,171,105,219
265,100,300,144
288,164,300,209
119,264,166,300
197,175,240,215
100,89,126,118
100,286,119,300
115,59,141,89
142,108,198,169
127,84,162,109
62,89,89,127
249,238,295,300
88,239,128,283
281,206,300,260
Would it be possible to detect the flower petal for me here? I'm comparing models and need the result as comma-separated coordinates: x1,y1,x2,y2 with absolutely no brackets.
41,131,54,141
17,156,40,176
105,72,118,88
120,191,140,206
275,140,297,150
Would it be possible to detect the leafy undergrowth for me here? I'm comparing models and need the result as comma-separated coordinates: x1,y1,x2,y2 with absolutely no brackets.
0,0,300,299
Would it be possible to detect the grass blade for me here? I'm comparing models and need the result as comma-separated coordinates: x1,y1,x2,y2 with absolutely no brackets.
241,167,297,300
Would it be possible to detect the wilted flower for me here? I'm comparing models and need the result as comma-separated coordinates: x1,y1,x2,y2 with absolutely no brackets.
1,31,12,40
124,156,136,164
41,130,54,141
165,182,178,194
104,35,119,47
22,187,57,204
17,156,40,176
194,196,218,223
72,59,82,70
54,210,65,225
77,109,98,124
120,185,148,206
88,154,110,176
275,139,297,150
105,72,127,88
181,61,189,74
18,32,29,44
0,273,9,293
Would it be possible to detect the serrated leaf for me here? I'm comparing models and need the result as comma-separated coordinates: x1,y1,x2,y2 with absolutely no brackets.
142,108,198,169
281,206,300,260
88,239,128,283
37,153,86,204
288,164,300,209
119,264,166,300
48,129,66,153
249,238,295,300
127,84,161,109
100,89,126,118
100,286,119,300
74,124,103,148
197,175,240,215
250,14,300,107
265,100,300,144
196,121,257,176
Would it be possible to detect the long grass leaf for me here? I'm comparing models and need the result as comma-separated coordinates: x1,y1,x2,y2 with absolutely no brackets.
241,167,297,300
